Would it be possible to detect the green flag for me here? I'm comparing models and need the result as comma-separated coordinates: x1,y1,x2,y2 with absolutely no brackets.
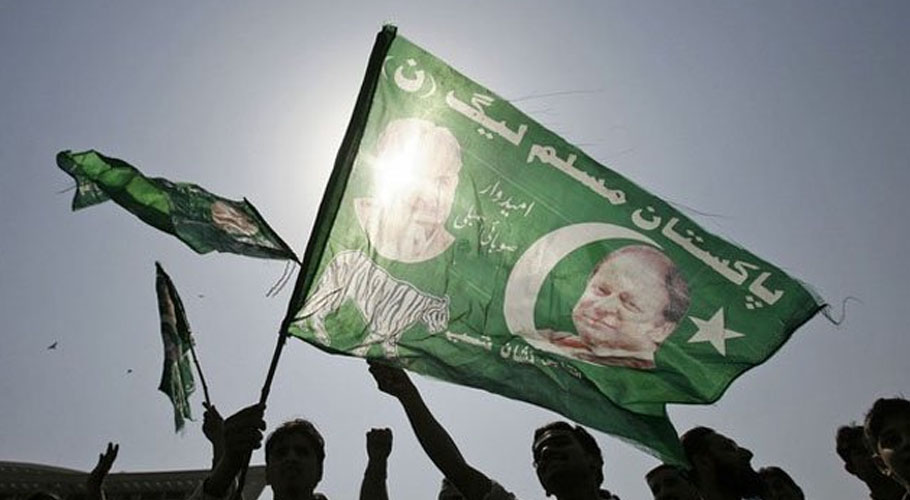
283,26,822,463
155,262,195,432
57,150,297,261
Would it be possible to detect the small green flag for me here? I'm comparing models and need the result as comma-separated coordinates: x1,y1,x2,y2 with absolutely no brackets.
283,26,822,463
155,262,195,432
57,150,297,261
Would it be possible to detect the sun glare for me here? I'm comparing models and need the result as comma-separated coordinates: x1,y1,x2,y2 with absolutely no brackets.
372,133,422,204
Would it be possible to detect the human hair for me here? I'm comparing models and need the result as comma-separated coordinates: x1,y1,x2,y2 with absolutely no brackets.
533,421,604,485
646,463,693,483
592,245,690,324
265,418,326,464
836,425,867,463
662,261,690,323
864,397,910,450
681,426,716,470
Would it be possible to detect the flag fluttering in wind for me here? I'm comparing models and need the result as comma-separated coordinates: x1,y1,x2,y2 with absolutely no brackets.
282,26,822,463
57,150,297,261
155,262,196,431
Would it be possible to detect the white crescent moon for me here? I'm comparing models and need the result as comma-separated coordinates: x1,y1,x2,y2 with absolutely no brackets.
503,223,660,339
419,74,437,99
381,56,393,79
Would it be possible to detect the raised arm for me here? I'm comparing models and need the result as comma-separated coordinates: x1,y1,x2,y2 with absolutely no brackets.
203,404,266,498
86,442,118,500
368,361,492,500
359,427,392,500
202,402,226,469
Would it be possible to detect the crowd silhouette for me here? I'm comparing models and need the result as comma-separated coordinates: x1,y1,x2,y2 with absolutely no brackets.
26,363,910,500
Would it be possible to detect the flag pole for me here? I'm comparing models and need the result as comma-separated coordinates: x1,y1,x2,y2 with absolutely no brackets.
188,339,211,406
231,323,289,500
234,24,398,496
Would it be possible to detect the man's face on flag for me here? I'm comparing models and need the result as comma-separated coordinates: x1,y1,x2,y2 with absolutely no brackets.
572,246,678,354
382,152,459,232
210,200,259,237
358,118,462,262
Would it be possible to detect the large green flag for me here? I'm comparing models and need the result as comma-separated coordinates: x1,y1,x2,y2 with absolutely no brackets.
57,150,297,261
155,262,195,431
283,26,822,462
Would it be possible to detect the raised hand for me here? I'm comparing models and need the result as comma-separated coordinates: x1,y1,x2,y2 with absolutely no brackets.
360,428,393,500
203,402,225,445
367,427,393,462
204,403,266,497
87,442,119,500
221,403,266,465
203,402,226,467
366,361,492,500
368,361,417,400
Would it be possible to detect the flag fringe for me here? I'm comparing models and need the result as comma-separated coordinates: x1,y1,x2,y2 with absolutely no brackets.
821,296,862,326
265,260,296,298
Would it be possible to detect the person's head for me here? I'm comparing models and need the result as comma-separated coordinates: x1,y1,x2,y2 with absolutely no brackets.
681,427,762,497
645,464,700,500
265,419,326,498
759,466,804,500
837,424,889,484
369,118,462,230
865,397,910,489
532,421,604,496
572,245,689,356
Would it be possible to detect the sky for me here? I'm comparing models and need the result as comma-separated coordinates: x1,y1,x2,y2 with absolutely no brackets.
1,1,909,499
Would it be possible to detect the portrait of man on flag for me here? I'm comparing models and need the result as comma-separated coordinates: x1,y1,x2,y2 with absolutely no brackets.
210,199,262,238
524,244,690,370
354,117,463,264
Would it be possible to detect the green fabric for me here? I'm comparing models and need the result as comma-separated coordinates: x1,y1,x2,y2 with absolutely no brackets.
155,262,195,431
57,150,296,261
284,26,822,463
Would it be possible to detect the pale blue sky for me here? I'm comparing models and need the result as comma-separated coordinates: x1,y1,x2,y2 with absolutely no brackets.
2,1,909,499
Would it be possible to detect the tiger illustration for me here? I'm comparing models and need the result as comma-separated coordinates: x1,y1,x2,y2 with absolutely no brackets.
294,250,450,357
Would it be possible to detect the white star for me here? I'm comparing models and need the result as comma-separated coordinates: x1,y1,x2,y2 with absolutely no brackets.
687,308,745,356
